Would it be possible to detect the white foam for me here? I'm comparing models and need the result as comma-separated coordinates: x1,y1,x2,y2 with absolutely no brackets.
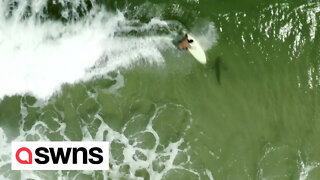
193,22,218,51
0,102,200,179
0,0,175,100
205,169,214,180
0,128,11,167
298,150,320,180
0,175,9,180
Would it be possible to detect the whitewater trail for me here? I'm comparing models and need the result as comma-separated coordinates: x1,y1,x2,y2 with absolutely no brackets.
0,0,176,99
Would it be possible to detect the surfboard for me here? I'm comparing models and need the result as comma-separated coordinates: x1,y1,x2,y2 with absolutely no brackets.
187,33,207,64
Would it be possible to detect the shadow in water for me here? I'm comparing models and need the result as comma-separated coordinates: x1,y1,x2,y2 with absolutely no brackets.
208,56,227,85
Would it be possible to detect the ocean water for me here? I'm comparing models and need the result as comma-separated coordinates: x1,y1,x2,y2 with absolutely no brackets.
0,0,320,179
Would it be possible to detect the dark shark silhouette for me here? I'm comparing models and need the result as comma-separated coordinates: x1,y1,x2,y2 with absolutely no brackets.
211,56,227,85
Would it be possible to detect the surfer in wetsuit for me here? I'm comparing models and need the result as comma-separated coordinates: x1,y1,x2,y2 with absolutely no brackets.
178,34,193,50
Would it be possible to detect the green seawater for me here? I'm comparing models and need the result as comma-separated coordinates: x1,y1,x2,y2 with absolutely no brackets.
1,0,320,179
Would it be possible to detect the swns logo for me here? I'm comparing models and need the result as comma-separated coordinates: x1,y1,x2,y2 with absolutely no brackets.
12,141,109,170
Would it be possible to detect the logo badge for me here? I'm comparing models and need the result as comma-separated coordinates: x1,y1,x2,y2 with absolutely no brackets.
15,147,32,164
11,141,109,170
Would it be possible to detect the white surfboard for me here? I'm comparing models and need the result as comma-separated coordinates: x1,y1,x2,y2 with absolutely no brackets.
187,33,207,64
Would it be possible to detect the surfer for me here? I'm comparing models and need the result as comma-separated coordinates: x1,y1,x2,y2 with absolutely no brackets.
178,34,194,50
177,32,207,64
